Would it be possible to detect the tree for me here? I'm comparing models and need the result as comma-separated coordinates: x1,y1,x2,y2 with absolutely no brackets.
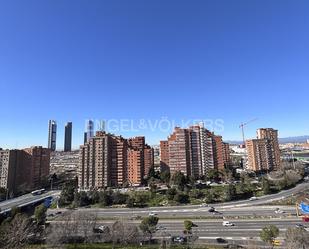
173,192,189,204
34,204,47,225
261,177,271,195
74,191,91,207
0,187,6,201
160,170,170,184
110,220,141,247
260,225,279,247
224,184,237,202
99,191,113,207
184,220,195,234
46,212,98,247
171,171,187,191
166,188,177,201
58,182,75,207
139,216,159,242
207,169,220,182
0,213,35,249
285,227,309,249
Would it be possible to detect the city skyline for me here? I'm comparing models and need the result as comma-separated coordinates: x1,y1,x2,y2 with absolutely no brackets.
1,1,309,148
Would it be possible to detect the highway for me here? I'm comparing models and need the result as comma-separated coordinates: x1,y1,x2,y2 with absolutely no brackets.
0,190,60,213
60,205,297,219
49,217,307,247
49,181,309,219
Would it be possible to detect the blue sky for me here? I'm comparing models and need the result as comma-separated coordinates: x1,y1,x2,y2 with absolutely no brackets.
0,0,309,149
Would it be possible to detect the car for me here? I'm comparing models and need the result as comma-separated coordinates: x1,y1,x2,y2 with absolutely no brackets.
222,221,235,227
272,240,281,246
149,212,157,216
275,209,284,214
200,203,209,207
208,207,215,212
216,237,227,243
55,211,62,215
295,224,306,228
93,225,108,233
156,225,166,230
249,196,258,201
172,236,186,244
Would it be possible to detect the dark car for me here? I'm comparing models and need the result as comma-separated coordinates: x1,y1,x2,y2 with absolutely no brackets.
216,237,227,243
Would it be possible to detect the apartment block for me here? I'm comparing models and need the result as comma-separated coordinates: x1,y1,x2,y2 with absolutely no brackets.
160,124,229,177
160,141,169,171
0,147,50,195
257,128,281,170
78,132,153,189
246,128,281,172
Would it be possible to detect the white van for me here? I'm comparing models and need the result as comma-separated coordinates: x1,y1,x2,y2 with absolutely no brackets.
222,221,234,227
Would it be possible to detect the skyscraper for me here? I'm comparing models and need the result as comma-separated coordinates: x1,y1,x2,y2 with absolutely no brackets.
64,122,72,152
86,119,94,142
48,120,57,151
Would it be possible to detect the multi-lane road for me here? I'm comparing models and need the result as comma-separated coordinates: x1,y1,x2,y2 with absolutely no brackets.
0,190,60,213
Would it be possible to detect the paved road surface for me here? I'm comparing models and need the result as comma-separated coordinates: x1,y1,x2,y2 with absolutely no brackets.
0,190,60,212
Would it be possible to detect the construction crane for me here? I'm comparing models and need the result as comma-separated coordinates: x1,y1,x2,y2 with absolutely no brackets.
239,118,258,147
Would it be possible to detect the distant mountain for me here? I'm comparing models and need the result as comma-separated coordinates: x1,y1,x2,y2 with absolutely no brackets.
225,135,309,145
278,136,309,144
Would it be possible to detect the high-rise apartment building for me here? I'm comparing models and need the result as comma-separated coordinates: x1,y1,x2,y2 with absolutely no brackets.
48,120,57,151
0,147,50,195
257,128,281,170
78,132,153,189
160,141,169,171
23,146,51,189
64,122,72,152
246,128,281,172
160,124,230,177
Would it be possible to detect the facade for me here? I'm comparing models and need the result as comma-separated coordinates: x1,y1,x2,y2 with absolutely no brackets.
160,141,169,171
0,147,50,195
78,132,153,189
144,145,154,176
160,124,230,177
168,127,192,176
48,120,57,151
64,122,72,152
257,128,281,170
246,128,281,172
23,147,51,189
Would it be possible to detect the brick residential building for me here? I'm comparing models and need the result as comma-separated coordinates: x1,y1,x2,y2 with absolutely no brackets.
246,128,281,172
0,147,50,195
160,124,230,177
78,132,153,189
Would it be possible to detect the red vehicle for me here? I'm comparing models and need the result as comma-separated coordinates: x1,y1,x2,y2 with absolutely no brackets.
302,217,309,222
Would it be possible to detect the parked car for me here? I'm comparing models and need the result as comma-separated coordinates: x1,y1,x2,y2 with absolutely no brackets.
149,212,157,216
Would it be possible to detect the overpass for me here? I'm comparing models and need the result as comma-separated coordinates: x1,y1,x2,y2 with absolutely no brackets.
0,190,61,214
